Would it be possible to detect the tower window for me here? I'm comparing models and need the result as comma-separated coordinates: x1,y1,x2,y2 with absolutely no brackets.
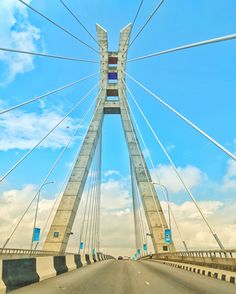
108,72,118,80
107,89,118,96
108,56,118,64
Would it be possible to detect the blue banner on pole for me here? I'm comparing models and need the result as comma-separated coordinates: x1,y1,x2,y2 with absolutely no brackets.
80,242,83,250
92,248,95,255
137,248,141,255
143,243,147,251
165,229,171,244
33,228,40,242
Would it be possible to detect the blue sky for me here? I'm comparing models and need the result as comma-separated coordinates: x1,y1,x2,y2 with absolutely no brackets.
0,0,236,252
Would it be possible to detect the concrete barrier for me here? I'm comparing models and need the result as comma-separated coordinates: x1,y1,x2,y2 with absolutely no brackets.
74,254,83,268
92,254,97,263
66,255,77,271
53,256,68,275
97,253,102,261
85,254,91,265
36,256,56,281
0,261,6,294
2,258,39,292
147,259,236,284
80,255,87,266
89,254,94,264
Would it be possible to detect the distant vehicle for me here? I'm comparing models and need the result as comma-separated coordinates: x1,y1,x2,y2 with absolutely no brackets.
123,256,130,260
118,256,123,260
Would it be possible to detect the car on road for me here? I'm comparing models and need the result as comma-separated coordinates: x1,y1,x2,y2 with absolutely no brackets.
123,256,130,260
118,256,123,260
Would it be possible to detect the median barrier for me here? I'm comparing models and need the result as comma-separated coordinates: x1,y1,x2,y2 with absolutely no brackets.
74,254,83,268
66,255,76,271
92,254,97,263
89,254,94,264
97,253,102,261
147,259,236,284
36,256,56,281
85,254,91,265
0,261,6,294
53,256,68,275
80,254,87,266
2,258,39,292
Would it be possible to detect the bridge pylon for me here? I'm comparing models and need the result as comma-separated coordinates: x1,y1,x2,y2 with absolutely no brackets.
43,24,175,254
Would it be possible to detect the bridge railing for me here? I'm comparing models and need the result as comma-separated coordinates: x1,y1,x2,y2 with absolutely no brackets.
141,249,236,272
0,247,74,259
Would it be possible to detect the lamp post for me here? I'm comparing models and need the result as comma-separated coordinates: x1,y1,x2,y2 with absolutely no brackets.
152,182,171,232
152,182,189,251
145,233,152,255
30,181,55,251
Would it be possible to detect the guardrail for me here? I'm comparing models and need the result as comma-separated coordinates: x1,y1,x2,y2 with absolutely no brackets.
141,249,236,272
0,247,74,258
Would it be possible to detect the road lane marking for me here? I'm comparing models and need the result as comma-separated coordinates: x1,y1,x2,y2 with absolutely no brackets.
145,281,150,286
138,271,141,274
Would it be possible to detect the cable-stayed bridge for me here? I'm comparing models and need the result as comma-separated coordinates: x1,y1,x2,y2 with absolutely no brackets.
0,0,236,293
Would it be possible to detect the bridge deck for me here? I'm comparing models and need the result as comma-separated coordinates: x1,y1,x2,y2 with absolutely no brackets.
11,260,236,294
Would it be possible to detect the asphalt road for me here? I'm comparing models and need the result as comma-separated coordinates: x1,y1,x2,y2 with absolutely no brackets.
12,260,236,294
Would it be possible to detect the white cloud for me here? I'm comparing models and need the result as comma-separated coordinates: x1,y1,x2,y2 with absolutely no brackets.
0,0,42,85
0,109,79,150
1,158,236,256
1,181,236,256
0,178,135,255
161,200,236,250
56,178,137,256
152,164,205,193
221,159,236,191
104,170,120,177
0,185,55,248
100,179,131,211
74,179,136,255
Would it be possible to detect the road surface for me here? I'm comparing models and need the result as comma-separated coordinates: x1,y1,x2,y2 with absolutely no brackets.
12,260,236,294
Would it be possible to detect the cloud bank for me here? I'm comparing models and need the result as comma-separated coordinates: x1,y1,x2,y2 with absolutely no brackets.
0,109,79,151
0,0,42,85
1,160,236,257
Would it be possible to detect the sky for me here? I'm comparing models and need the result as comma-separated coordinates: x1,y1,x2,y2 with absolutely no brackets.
0,0,236,257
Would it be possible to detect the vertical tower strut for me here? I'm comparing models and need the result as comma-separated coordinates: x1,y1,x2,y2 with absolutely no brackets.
43,24,175,254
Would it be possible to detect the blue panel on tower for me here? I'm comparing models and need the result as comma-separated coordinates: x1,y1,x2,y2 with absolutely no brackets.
108,72,118,80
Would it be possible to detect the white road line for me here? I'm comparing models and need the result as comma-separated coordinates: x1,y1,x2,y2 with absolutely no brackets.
145,281,150,286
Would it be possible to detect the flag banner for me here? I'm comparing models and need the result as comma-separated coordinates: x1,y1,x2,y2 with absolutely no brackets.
33,227,40,242
165,229,172,244
80,242,84,250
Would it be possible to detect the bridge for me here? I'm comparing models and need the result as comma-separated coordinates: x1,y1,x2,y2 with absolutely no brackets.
0,0,236,293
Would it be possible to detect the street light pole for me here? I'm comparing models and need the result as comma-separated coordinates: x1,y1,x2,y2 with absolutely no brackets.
152,182,171,232
146,232,152,255
153,182,188,251
30,181,55,251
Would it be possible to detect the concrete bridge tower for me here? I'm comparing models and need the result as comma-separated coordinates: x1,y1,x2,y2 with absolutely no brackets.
43,24,175,254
